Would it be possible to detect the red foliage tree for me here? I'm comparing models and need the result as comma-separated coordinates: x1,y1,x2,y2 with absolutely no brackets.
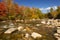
0,2,7,16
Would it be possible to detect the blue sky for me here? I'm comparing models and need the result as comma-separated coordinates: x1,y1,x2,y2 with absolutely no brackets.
0,0,60,13
14,0,60,13
14,0,60,8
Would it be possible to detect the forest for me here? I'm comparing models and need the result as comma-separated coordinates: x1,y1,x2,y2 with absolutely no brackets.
0,0,60,21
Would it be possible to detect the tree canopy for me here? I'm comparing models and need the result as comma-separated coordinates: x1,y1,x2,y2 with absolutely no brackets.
0,0,60,20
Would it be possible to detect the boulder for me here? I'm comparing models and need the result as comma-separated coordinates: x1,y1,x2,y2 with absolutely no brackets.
31,32,42,38
17,26,24,31
25,33,30,38
4,28,17,34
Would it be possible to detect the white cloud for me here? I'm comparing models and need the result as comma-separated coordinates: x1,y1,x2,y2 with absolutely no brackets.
52,6,57,10
39,6,57,13
40,7,51,10
46,7,51,10
39,6,57,11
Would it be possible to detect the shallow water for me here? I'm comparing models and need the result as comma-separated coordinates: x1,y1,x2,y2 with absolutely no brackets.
0,20,57,40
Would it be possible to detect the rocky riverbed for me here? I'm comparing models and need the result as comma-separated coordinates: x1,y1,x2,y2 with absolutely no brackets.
0,19,58,40
0,25,57,40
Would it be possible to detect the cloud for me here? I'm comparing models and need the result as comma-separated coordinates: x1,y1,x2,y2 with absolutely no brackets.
40,7,51,10
52,6,57,10
39,6,57,13
40,6,57,11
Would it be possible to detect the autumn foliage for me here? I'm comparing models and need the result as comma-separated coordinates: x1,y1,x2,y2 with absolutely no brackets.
0,0,60,20
0,2,7,16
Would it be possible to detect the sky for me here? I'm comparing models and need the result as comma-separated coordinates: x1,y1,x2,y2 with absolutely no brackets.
0,0,60,13
14,0,60,8
14,0,60,13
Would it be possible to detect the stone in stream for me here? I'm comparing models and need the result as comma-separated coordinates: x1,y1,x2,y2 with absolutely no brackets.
4,28,17,34
8,23,15,28
3,25,7,28
58,38,60,40
41,20,46,24
25,33,30,38
36,24,41,27
54,33,59,38
54,26,60,40
16,19,20,22
2,21,6,22
57,27,60,33
17,26,24,31
23,29,27,32
31,32,42,39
